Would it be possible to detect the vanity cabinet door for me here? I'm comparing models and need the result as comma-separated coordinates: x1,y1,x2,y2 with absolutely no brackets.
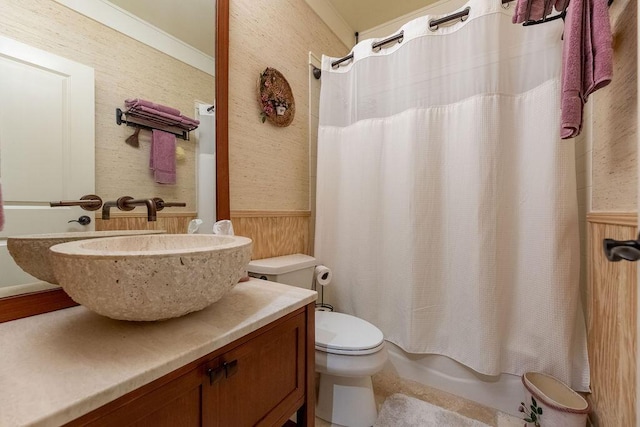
64,306,313,427
68,364,207,427
204,312,306,427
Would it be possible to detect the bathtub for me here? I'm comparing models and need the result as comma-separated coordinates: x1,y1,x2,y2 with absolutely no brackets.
384,341,523,417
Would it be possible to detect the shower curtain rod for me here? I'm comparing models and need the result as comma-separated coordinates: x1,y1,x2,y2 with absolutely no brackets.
331,30,405,67
329,30,405,68
372,30,404,52
330,0,613,69
331,53,354,68
331,0,511,68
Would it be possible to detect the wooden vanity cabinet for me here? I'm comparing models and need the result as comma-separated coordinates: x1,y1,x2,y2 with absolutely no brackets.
66,304,315,427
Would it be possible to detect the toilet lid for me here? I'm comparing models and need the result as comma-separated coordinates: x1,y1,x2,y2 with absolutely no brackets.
315,311,384,355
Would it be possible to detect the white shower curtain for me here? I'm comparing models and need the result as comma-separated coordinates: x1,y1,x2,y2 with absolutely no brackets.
315,0,589,391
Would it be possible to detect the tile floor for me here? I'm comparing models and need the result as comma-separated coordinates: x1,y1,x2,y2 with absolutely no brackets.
314,368,523,427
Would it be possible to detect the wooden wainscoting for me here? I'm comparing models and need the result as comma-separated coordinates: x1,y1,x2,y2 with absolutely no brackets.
95,212,197,234
231,211,311,260
95,210,310,260
586,212,637,426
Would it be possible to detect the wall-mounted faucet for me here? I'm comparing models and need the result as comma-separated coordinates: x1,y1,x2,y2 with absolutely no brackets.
116,197,157,221
101,200,119,220
101,196,186,221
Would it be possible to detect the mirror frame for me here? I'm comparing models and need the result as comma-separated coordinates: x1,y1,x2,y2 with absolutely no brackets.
0,0,230,323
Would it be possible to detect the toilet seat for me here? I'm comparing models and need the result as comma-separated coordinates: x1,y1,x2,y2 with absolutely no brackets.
315,311,384,356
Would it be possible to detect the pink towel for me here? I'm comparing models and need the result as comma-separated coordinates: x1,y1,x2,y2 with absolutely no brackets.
179,116,200,128
513,0,566,23
125,104,200,130
585,0,613,96
0,182,4,232
561,0,613,139
561,0,586,138
125,98,181,116
132,105,186,126
150,130,177,184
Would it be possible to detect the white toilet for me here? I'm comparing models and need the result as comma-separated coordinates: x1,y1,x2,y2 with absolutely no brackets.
247,254,388,427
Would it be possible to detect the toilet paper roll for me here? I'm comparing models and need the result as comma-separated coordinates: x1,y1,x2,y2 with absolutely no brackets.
314,265,332,287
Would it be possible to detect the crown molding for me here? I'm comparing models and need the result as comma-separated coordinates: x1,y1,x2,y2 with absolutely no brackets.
304,0,354,49
52,0,215,76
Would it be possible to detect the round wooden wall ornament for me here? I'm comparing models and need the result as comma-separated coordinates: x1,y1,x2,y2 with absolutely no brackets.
257,67,295,127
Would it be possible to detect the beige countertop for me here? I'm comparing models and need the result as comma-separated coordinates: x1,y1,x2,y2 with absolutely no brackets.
0,279,317,427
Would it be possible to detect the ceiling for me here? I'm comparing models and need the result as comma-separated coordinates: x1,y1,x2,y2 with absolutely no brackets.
327,0,440,32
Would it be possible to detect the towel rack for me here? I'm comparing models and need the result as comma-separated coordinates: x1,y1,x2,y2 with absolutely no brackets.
517,0,614,26
116,108,194,141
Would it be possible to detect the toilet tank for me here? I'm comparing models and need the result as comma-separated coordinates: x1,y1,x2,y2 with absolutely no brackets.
247,254,316,289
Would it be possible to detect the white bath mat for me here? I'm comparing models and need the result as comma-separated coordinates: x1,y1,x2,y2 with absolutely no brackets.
374,393,492,427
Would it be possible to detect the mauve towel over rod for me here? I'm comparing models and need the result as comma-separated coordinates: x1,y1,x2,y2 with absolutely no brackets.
329,0,614,69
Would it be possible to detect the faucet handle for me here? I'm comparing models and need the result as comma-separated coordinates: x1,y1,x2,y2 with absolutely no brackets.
153,197,186,211
116,196,136,211
50,194,103,211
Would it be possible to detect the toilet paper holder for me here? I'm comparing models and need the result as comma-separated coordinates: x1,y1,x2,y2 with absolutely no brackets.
314,265,334,312
314,285,333,311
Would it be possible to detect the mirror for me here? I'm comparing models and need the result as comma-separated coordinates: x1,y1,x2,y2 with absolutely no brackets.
0,0,230,322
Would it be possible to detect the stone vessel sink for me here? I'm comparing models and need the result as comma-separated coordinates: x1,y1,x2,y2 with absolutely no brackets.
49,234,253,321
7,230,165,285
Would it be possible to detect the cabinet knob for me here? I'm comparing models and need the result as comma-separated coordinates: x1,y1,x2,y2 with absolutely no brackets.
223,360,238,378
207,366,224,385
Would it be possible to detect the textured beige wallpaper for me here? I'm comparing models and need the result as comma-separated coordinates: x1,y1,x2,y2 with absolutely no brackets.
228,0,348,211
0,0,214,214
591,0,637,212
